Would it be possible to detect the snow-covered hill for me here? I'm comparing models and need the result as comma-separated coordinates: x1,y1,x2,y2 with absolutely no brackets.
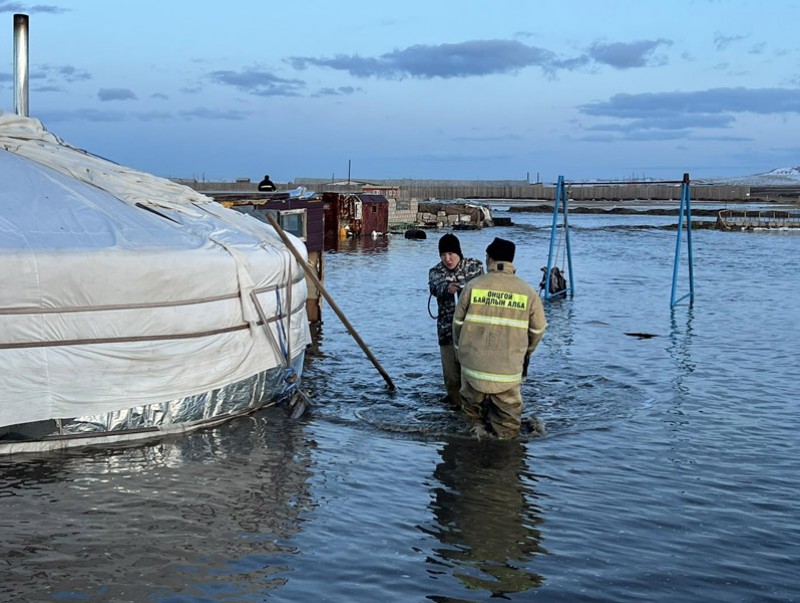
701,166,800,185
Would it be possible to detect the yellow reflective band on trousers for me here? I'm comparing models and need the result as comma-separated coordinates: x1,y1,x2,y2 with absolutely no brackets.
470,289,529,310
464,314,528,329
462,366,523,383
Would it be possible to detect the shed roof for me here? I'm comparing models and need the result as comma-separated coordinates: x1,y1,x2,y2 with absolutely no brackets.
356,194,388,203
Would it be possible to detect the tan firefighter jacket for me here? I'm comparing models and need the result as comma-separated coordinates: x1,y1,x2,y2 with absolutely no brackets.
453,261,547,394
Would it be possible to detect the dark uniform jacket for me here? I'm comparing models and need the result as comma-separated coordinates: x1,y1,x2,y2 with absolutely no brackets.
453,261,547,394
428,257,483,345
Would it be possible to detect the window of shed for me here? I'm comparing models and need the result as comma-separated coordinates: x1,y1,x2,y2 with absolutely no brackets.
280,211,307,240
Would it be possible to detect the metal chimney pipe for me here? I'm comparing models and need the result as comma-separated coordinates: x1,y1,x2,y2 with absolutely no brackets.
13,13,30,117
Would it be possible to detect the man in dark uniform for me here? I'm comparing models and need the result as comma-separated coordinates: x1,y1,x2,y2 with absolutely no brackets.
258,174,276,192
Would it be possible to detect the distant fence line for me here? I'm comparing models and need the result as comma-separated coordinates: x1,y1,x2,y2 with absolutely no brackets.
182,178,761,203
403,183,753,202
290,182,754,202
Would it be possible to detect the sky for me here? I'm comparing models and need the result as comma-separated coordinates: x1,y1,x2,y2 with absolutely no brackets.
1,0,799,184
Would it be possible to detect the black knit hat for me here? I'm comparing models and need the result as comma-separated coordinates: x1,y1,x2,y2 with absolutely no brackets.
486,237,515,262
438,233,462,258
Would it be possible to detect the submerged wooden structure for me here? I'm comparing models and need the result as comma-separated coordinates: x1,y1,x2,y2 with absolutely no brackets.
713,209,800,230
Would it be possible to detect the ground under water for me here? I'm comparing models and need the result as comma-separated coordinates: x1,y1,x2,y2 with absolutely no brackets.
1,208,798,602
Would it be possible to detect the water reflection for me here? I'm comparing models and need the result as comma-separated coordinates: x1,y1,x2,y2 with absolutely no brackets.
540,298,575,357
326,235,390,253
423,437,546,600
0,407,315,601
669,305,696,394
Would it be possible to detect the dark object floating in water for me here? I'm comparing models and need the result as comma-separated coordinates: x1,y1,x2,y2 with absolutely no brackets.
404,228,427,239
539,265,568,298
625,332,658,339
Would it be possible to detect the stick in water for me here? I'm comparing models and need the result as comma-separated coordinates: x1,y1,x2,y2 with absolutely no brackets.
265,213,396,390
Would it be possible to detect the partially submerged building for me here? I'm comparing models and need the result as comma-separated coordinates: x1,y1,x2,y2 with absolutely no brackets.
321,192,389,249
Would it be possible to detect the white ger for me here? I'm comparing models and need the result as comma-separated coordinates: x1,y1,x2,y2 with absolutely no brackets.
0,112,312,455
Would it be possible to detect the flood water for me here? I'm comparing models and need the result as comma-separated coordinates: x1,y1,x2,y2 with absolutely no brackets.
2,208,799,602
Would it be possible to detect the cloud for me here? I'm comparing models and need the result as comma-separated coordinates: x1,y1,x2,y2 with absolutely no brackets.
577,87,800,142
288,39,585,79
31,84,62,92
150,92,169,100
691,134,753,142
586,114,736,132
713,32,748,51
580,130,688,142
0,2,67,13
178,107,251,120
32,107,248,123
54,65,91,83
452,133,523,142
98,88,138,101
413,151,516,163
580,87,800,120
137,111,173,121
208,68,305,97
313,86,361,97
587,39,673,69
38,108,126,122
18,64,91,89
38,64,92,83
287,37,677,79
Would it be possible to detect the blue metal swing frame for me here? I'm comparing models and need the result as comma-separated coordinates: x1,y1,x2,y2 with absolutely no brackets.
542,175,575,301
670,173,695,307
544,174,695,306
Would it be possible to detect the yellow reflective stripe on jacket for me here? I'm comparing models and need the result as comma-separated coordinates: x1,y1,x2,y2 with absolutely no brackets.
464,314,529,329
470,289,529,310
462,366,523,383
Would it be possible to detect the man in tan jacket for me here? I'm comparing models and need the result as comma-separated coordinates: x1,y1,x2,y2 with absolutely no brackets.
453,237,547,438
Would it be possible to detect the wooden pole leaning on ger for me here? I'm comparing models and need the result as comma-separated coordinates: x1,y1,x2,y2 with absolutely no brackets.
265,213,396,390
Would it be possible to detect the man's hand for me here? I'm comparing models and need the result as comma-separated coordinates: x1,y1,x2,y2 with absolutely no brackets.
447,283,461,296
522,353,531,378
